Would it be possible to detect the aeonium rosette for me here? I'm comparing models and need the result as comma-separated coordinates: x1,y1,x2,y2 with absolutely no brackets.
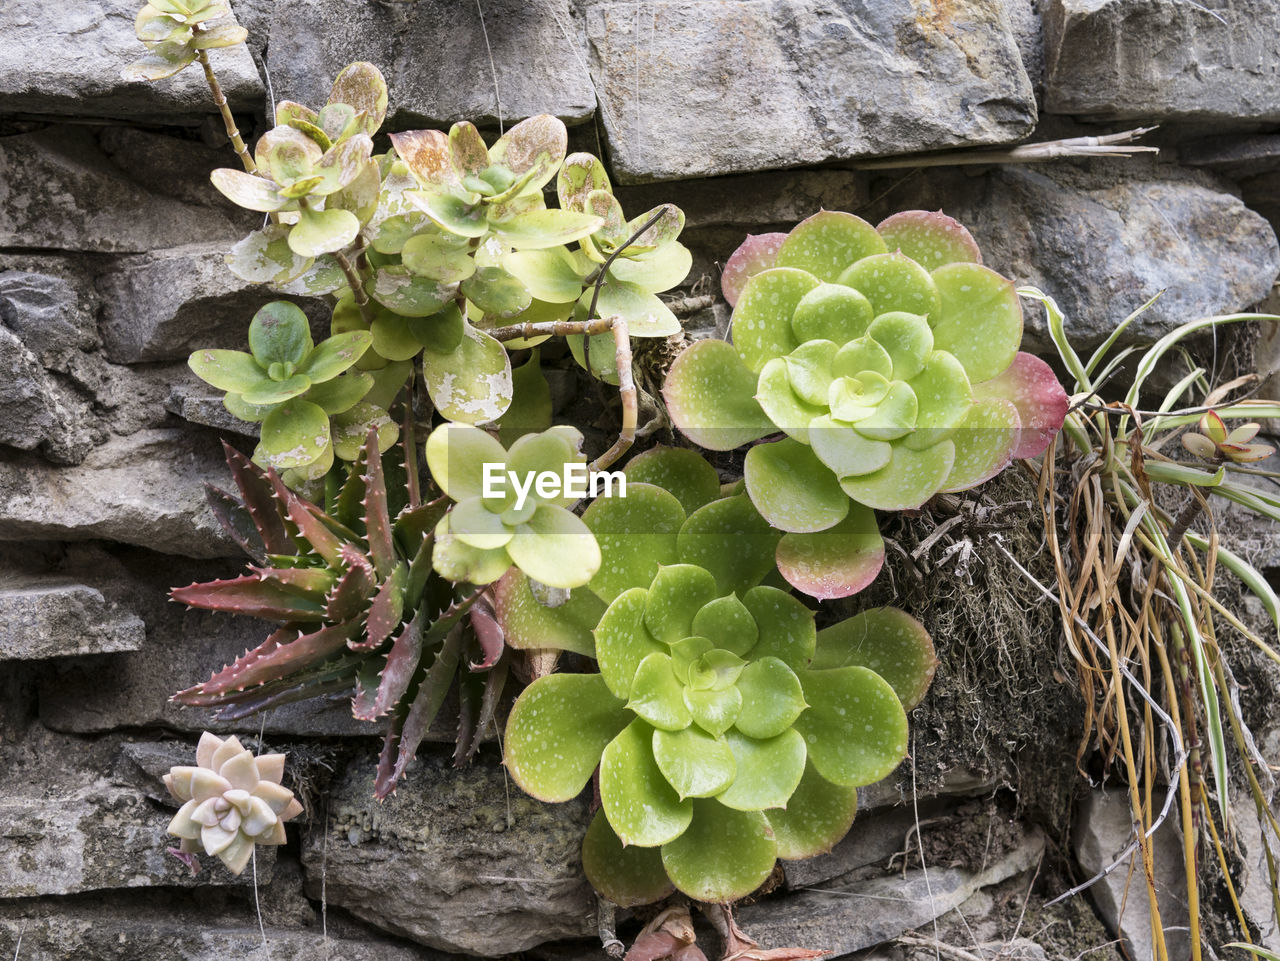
663,211,1068,591
497,448,937,904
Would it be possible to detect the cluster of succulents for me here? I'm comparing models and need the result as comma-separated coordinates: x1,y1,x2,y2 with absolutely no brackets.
499,448,937,902
664,210,1067,597
1182,410,1275,464
164,732,303,875
173,431,525,797
127,5,1071,931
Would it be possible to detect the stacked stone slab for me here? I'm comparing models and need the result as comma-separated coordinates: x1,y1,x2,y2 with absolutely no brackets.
0,1,1278,959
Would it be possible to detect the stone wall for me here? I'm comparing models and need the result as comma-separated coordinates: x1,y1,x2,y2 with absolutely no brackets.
2,2,1279,960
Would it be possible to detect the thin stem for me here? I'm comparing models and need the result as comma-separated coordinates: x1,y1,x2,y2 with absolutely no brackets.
587,208,668,320
488,317,616,342
589,317,636,473
195,47,256,175
332,248,375,327
402,369,420,509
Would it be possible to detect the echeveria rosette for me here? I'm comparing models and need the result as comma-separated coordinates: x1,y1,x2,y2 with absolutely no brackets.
122,0,247,83
499,447,937,904
427,423,602,589
664,210,1068,594
164,732,303,876
188,301,376,480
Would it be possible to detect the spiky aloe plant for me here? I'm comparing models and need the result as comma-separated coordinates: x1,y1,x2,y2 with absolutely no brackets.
497,448,937,904
172,430,507,796
663,211,1067,598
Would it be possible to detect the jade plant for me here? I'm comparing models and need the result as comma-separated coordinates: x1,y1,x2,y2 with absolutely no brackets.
664,210,1067,597
498,448,937,903
164,732,303,875
123,0,247,82
188,300,383,483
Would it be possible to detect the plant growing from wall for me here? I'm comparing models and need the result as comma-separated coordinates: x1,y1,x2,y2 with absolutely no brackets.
1025,289,1280,961
663,211,1067,598
497,447,937,905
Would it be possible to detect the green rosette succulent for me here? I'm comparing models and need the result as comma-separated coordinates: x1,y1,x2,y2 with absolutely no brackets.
188,300,386,481
664,210,1067,546
122,0,246,82
427,423,602,589
498,448,937,904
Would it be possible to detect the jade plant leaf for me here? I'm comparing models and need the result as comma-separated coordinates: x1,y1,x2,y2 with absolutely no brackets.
257,399,330,470
421,324,513,424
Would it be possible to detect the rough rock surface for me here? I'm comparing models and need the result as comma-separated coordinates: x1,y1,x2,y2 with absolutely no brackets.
873,163,1280,350
0,429,238,557
1073,788,1191,961
266,0,594,128
0,0,262,120
1044,0,1280,123
300,752,596,955
583,0,1036,183
98,242,295,363
0,128,252,253
0,576,144,660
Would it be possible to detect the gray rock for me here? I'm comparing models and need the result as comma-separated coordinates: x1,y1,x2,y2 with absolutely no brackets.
166,387,260,437
0,0,262,121
617,169,868,231
266,0,594,129
583,0,1036,184
781,801,947,891
0,271,99,369
735,825,1045,956
0,576,144,660
1179,134,1280,179
1044,0,1280,124
873,164,1280,351
98,242,288,363
300,752,596,955
0,429,238,558
0,128,252,253
1073,788,1191,961
0,906,445,961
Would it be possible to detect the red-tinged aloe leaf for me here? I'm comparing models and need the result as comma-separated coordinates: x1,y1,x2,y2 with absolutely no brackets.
390,625,464,790
267,471,345,565
374,706,408,799
394,495,450,550
205,483,267,563
172,627,290,704
972,351,1068,460
775,502,884,600
170,575,327,622
876,209,981,271
177,619,361,700
335,442,368,531
251,565,337,600
456,651,508,767
215,674,358,720
721,232,786,308
354,562,408,652
326,547,375,621
367,606,425,719
352,655,387,720
453,671,482,768
362,427,396,578
468,601,505,669
222,441,294,556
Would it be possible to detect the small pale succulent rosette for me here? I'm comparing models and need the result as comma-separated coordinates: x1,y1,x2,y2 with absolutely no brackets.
664,211,1068,593
164,732,304,875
